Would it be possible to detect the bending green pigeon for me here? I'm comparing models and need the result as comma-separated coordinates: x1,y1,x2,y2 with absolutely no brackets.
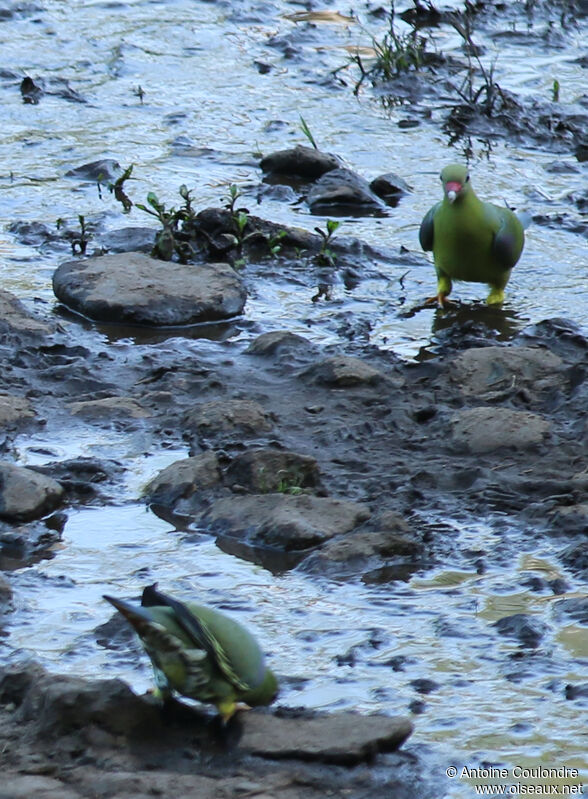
104,584,278,721
419,163,526,306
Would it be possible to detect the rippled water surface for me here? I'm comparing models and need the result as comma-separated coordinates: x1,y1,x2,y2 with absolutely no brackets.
2,0,588,795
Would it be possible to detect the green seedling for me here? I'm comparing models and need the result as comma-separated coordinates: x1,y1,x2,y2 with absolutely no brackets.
314,219,340,267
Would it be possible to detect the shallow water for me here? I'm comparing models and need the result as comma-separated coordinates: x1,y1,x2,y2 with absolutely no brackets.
2,0,588,795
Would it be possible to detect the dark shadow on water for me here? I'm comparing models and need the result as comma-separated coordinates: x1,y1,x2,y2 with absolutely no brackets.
408,300,526,361
216,534,310,573
54,303,242,344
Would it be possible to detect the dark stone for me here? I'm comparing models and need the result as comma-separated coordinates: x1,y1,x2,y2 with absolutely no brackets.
493,614,548,648
260,145,340,180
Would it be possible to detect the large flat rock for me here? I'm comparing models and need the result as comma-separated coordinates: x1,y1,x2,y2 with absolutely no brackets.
241,712,413,764
52,252,247,326
205,493,371,550
451,407,550,453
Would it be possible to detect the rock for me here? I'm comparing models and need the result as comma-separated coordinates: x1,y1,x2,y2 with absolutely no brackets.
553,597,588,625
0,775,80,799
370,172,412,204
0,518,64,568
32,458,124,502
98,226,157,254
451,407,550,453
493,613,548,648
307,168,386,215
205,493,371,551
450,346,565,399
240,712,413,764
301,356,384,387
245,330,314,357
565,683,588,701
0,290,53,337
144,453,221,506
64,159,122,181
225,449,322,494
301,527,425,581
16,669,161,736
52,253,247,326
0,463,65,522
68,396,151,420
549,503,588,535
0,394,36,426
559,541,588,577
184,399,273,434
260,144,340,180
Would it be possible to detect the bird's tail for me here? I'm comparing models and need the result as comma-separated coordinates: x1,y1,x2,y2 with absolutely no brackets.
103,594,155,633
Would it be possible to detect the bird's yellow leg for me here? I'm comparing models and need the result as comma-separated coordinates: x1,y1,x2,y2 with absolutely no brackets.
486,286,505,305
216,698,238,724
424,273,453,307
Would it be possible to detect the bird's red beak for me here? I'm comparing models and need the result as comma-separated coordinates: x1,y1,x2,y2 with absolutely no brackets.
445,180,462,203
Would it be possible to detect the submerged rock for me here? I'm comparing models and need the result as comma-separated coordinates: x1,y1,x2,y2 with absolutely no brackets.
52,252,247,326
493,613,548,648
0,517,64,568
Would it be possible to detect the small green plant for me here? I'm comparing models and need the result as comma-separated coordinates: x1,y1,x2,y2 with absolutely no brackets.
107,163,134,213
349,1,427,92
315,219,340,267
267,229,287,256
135,185,197,262
552,79,560,102
449,7,514,118
224,184,252,247
300,115,318,149
276,469,305,495
57,214,90,255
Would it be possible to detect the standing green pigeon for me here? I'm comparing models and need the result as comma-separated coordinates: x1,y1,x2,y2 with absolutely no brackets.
103,584,278,721
419,163,526,306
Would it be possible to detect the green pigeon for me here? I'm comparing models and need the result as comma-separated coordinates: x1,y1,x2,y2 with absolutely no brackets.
103,584,278,721
419,163,526,306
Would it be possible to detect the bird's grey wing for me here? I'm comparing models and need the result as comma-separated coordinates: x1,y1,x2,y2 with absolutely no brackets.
491,209,524,270
419,203,438,251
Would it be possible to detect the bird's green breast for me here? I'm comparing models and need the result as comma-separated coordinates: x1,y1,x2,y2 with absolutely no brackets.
433,196,503,283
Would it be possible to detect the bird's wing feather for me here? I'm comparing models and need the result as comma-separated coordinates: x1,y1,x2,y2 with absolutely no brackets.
490,207,524,271
141,584,250,692
419,203,438,252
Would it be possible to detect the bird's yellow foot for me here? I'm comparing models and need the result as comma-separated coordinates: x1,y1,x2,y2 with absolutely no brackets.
424,293,454,308
486,289,505,305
